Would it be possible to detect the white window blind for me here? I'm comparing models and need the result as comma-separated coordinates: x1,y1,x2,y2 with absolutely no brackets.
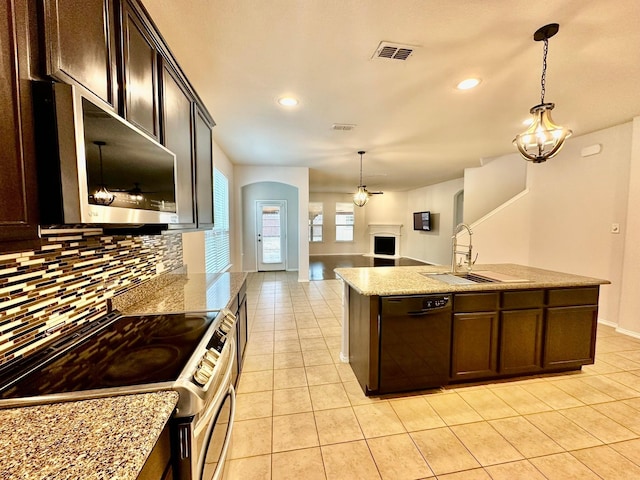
335,202,354,242
308,202,323,242
205,169,230,272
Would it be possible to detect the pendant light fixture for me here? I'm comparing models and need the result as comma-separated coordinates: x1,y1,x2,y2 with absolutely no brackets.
513,23,572,163
352,151,383,207
91,141,116,206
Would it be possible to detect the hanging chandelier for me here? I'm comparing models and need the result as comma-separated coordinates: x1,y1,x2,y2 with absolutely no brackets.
352,151,383,207
513,23,572,163
91,141,116,206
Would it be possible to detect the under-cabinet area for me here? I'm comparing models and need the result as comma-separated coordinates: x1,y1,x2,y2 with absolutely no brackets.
337,264,606,396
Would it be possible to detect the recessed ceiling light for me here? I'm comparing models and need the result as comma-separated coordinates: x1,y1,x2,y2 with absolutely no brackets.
456,78,481,90
277,96,299,107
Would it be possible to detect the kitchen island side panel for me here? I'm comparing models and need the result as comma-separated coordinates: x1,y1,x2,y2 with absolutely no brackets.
348,287,379,394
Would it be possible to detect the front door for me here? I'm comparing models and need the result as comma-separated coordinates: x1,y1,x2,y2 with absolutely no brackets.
256,201,286,271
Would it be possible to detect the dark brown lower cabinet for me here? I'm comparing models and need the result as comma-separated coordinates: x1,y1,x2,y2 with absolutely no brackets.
451,311,499,380
544,305,598,368
137,421,172,480
500,308,543,375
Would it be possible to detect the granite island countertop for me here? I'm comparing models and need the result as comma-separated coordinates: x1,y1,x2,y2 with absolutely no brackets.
0,391,178,480
334,263,610,296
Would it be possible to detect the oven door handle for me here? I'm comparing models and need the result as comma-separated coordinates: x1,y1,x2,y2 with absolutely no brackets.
197,384,236,480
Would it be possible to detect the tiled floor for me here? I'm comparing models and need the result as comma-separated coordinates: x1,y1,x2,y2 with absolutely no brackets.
223,271,640,480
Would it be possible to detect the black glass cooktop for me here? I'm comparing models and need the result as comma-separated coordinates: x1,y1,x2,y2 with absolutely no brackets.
0,311,216,400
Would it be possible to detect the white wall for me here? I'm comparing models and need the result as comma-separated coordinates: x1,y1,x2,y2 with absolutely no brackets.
464,154,527,224
404,178,464,265
234,165,309,281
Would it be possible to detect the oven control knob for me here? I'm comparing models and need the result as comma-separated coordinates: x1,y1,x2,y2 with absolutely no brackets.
193,368,210,386
205,349,220,364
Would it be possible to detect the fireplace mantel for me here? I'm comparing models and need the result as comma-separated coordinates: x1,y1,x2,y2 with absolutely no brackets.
366,224,403,258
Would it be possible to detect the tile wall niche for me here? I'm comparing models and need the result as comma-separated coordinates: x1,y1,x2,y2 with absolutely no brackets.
0,228,183,367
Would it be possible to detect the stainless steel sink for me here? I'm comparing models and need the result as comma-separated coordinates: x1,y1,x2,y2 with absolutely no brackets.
422,271,530,285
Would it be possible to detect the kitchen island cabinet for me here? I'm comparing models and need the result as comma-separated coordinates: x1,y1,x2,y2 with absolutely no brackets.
335,264,609,396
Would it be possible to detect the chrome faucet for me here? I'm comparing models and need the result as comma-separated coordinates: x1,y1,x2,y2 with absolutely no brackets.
451,223,474,273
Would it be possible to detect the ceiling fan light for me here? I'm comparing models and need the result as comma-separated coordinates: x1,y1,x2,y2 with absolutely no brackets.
513,103,572,163
353,186,369,207
92,185,116,206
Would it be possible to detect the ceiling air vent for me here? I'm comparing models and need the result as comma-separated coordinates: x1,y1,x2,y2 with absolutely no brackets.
331,123,356,131
372,41,417,61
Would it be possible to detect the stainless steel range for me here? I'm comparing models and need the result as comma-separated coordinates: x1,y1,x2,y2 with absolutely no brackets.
0,308,239,480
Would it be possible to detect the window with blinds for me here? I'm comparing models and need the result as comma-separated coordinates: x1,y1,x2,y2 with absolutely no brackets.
205,169,230,272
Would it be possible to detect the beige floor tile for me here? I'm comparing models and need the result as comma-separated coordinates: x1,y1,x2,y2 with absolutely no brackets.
309,382,351,410
273,351,304,369
609,438,640,465
242,353,274,372
298,327,323,339
558,405,637,444
273,339,301,353
490,385,554,415
271,447,326,480
305,364,341,385
223,454,271,480
489,416,563,458
594,401,640,435
572,445,640,479
457,388,519,420
550,377,616,404
237,370,273,393
228,417,272,459
272,412,319,452
352,402,406,438
450,421,523,466
273,367,307,389
529,453,601,480
389,396,446,431
320,325,342,336
321,440,381,480
343,380,383,406
367,433,433,480
300,337,328,351
525,411,602,450
597,352,640,370
314,406,364,445
521,381,585,409
272,386,312,416
274,329,299,342
425,392,483,425
606,371,640,393
435,469,490,480
335,363,358,383
252,322,275,333
302,348,334,366
578,375,640,400
410,427,481,475
235,390,273,421
484,460,546,479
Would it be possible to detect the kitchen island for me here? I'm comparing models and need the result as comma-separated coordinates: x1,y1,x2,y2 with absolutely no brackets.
335,263,609,395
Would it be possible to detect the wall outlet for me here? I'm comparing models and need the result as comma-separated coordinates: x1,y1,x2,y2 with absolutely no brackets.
611,223,620,234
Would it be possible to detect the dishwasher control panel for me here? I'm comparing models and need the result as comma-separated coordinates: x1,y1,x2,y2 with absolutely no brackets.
422,296,449,309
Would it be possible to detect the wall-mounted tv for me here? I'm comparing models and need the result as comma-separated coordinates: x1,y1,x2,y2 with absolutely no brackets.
413,211,431,231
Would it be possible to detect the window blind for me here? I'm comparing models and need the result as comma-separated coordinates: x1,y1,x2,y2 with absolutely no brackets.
205,169,230,272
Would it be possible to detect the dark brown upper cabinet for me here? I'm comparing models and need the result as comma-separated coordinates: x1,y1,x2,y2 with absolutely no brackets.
0,0,40,249
120,0,160,139
160,61,196,228
42,0,118,109
193,106,214,228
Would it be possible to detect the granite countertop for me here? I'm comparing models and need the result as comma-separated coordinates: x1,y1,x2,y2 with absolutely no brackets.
0,391,179,480
112,271,248,314
334,263,610,296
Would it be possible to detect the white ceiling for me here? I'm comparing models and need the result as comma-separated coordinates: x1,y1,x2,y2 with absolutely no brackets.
142,0,640,193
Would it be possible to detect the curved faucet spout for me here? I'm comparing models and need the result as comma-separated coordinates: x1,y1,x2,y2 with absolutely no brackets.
451,223,474,273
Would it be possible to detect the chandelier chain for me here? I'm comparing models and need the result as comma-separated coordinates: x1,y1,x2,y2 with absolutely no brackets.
540,38,548,104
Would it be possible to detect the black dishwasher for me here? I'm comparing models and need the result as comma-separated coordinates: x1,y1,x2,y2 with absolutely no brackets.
379,295,452,393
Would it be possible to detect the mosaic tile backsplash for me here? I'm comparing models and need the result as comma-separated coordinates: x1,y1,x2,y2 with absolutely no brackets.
0,228,183,367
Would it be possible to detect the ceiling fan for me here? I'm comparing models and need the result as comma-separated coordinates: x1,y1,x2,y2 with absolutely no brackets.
353,150,383,207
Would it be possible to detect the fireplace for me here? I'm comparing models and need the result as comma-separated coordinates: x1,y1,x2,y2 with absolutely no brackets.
367,224,402,258
374,236,395,256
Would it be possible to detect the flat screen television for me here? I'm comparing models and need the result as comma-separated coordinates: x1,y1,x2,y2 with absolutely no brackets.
413,211,431,231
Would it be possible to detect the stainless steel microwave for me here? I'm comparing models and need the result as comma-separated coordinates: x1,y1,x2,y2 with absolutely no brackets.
32,82,179,227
